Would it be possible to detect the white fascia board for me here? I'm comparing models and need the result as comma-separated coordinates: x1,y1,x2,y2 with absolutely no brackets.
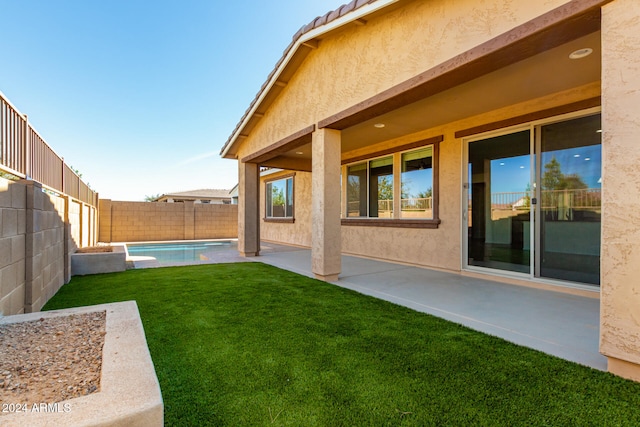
220,0,399,158
260,168,284,177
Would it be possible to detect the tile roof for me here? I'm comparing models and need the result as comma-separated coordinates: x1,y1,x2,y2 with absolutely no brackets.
220,0,381,156
294,0,378,44
159,189,233,199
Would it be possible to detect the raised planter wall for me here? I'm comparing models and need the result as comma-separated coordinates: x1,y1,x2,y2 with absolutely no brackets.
0,301,163,427
70,246,126,276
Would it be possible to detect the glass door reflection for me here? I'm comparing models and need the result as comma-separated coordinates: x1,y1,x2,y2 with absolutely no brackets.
537,115,602,285
468,131,532,274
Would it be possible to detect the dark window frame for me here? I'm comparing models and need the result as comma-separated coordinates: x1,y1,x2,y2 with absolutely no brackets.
342,137,441,229
264,172,296,223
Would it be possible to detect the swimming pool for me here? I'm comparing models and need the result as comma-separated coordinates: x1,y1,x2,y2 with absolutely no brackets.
126,240,237,265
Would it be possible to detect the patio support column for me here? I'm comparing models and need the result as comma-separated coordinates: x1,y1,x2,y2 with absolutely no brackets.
238,161,260,257
311,128,341,281
600,0,640,382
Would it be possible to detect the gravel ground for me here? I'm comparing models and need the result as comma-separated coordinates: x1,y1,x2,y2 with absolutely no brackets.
0,311,106,409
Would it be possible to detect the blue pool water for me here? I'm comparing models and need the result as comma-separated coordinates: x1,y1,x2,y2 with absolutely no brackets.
126,240,237,264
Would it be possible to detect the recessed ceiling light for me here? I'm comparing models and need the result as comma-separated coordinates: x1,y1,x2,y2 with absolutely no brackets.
374,123,385,128
574,154,581,158
596,129,603,133
585,157,591,161
295,151,304,155
569,48,593,59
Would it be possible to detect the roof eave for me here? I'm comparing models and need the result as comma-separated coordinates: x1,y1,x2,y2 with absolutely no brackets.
220,0,399,159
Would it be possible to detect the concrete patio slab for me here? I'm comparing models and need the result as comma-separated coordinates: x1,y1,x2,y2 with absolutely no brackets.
255,244,606,371
121,239,605,371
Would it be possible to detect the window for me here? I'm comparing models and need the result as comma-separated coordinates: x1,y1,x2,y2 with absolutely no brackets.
266,175,294,219
347,163,367,217
342,138,441,228
347,156,393,218
370,157,394,218
401,147,433,219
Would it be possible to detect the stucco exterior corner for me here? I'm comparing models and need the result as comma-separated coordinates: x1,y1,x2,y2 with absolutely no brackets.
599,0,640,381
238,162,260,257
311,129,342,280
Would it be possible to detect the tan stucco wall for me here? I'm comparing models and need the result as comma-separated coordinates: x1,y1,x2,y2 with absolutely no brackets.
260,171,312,248
238,162,260,256
237,0,572,160
311,128,342,280
236,0,640,381
344,83,600,269
342,83,600,271
258,83,600,270
248,0,599,271
101,200,238,242
600,0,640,381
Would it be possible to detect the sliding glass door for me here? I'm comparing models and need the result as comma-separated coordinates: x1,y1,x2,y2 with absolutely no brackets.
537,115,602,285
465,112,602,286
467,130,532,274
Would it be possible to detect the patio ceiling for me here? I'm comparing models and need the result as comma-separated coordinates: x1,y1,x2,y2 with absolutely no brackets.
260,30,600,171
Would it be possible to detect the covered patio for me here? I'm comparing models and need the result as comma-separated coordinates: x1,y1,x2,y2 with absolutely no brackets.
256,242,604,371
221,0,640,381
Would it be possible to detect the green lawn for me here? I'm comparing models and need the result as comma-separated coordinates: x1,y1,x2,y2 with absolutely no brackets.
44,263,640,426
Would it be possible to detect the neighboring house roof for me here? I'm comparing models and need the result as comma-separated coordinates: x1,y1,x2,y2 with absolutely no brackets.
155,189,232,201
220,0,394,159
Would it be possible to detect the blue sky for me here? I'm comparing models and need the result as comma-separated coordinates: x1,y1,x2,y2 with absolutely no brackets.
490,145,602,194
0,0,341,200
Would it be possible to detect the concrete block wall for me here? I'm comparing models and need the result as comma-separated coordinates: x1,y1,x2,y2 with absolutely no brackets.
82,203,91,246
195,204,238,239
24,182,67,313
0,177,97,316
100,200,238,243
0,177,27,316
69,199,81,247
98,199,112,242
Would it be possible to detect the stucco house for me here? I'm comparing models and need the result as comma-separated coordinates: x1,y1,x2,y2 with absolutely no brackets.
228,184,239,205
153,189,233,204
220,0,640,381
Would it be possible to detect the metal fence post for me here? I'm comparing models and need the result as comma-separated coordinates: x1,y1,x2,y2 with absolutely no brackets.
24,114,31,179
61,157,65,195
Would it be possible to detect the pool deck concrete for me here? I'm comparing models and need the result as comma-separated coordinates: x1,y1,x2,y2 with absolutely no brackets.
254,242,605,371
